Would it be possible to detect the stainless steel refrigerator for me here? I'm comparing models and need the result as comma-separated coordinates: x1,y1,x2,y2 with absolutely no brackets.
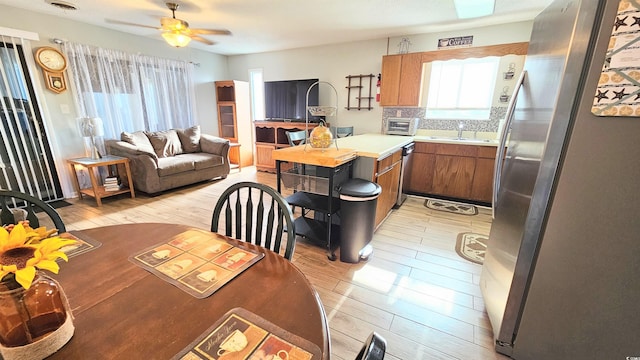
480,0,640,358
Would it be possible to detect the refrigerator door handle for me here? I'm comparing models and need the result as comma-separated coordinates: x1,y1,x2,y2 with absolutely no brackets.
493,70,527,219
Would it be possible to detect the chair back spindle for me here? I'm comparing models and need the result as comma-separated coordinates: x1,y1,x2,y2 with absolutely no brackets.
212,182,296,260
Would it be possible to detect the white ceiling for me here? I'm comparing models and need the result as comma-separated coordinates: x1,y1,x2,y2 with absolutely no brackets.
0,0,554,55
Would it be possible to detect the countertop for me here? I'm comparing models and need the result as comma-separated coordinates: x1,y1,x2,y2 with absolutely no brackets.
334,133,498,159
271,145,357,167
335,134,413,159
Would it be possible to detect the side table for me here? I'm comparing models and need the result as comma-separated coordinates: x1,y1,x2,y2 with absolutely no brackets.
68,155,135,207
229,142,241,172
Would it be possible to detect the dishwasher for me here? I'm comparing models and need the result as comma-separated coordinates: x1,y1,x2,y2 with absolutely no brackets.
394,142,414,208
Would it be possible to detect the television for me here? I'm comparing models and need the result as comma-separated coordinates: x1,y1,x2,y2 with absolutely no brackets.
264,78,322,122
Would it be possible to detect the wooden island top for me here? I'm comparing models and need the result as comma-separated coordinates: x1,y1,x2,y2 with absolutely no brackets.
272,145,356,168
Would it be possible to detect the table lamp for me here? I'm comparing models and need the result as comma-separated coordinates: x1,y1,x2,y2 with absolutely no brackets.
78,117,104,159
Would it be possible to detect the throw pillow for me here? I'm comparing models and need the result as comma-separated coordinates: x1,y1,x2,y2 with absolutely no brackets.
176,125,202,153
145,129,184,158
121,131,156,155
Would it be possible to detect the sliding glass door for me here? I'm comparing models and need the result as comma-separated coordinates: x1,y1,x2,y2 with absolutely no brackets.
0,40,63,201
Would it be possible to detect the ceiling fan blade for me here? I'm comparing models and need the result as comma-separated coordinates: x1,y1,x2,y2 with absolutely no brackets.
190,29,232,36
105,19,160,30
190,35,215,46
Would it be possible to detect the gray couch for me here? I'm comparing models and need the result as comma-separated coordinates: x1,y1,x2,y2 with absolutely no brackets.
105,126,230,194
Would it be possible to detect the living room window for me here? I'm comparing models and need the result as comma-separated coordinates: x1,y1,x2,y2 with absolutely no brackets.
62,43,196,139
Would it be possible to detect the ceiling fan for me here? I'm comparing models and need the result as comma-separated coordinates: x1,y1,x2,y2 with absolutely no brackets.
108,2,231,47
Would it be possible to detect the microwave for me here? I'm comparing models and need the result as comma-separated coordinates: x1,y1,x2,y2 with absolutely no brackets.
385,117,419,136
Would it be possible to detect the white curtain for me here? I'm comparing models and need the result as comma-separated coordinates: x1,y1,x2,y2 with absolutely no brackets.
62,42,197,139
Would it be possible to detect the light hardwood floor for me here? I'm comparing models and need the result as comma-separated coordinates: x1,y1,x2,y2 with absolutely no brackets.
54,167,507,360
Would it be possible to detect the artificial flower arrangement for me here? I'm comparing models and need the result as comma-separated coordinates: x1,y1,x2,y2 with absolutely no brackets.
0,221,76,289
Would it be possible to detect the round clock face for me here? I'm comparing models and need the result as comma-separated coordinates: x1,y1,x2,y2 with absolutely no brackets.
36,47,67,72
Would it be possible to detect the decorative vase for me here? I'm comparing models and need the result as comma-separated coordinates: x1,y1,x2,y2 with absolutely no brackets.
0,273,74,360
309,121,334,149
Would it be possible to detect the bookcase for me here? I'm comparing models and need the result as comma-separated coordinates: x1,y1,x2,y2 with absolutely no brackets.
215,80,253,168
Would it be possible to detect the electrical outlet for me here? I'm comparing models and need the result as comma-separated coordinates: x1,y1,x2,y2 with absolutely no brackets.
396,110,402,117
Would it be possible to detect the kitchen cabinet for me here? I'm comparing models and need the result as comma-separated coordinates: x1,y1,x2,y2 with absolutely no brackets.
215,80,253,167
407,142,497,203
253,121,322,172
380,53,422,106
374,149,403,226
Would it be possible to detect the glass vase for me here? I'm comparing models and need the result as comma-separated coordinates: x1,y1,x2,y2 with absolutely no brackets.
0,273,74,359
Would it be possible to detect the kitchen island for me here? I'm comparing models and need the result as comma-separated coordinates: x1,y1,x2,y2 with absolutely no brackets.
335,134,413,227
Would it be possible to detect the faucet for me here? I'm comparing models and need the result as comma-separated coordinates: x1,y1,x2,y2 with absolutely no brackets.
457,122,464,140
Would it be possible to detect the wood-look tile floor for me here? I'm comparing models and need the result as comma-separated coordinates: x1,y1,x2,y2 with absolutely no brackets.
53,167,507,360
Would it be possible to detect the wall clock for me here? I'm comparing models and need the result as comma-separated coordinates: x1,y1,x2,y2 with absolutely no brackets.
34,47,68,94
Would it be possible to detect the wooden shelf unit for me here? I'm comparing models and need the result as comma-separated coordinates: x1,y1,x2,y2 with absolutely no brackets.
345,74,375,110
254,121,323,172
215,80,254,168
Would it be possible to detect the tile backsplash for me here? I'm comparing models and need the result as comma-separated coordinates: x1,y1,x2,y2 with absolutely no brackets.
383,106,506,133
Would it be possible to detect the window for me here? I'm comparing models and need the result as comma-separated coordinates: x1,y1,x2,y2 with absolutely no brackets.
425,57,499,120
63,43,196,139
249,68,264,121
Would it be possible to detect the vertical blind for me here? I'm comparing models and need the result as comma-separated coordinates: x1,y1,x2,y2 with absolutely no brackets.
0,31,63,201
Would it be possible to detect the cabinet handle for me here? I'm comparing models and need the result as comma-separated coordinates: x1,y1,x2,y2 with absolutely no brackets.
376,160,401,177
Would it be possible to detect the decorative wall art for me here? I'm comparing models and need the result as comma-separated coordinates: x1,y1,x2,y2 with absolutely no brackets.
592,0,640,117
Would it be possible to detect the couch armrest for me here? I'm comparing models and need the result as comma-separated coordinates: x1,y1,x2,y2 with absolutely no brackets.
105,139,159,165
200,134,230,157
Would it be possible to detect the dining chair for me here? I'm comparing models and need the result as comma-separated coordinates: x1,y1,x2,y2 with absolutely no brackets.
211,182,296,260
355,332,387,360
286,130,307,146
0,190,66,232
331,126,354,138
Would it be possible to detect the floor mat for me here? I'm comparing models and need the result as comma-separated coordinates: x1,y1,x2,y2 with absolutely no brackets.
455,232,489,265
424,199,478,215
34,200,73,212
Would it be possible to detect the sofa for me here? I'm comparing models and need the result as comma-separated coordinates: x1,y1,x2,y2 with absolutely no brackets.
105,125,230,194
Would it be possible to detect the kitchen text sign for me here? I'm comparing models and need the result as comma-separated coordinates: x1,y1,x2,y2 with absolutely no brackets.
438,36,474,49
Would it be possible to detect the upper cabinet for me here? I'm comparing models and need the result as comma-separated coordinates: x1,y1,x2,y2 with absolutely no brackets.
380,42,529,107
380,53,422,106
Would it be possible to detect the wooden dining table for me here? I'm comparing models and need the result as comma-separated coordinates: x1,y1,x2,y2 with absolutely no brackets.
48,223,330,359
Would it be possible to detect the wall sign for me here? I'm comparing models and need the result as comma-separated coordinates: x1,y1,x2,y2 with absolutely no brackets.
592,1,640,117
438,36,473,49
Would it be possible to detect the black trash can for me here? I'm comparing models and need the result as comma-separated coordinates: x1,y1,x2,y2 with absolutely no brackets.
339,178,382,263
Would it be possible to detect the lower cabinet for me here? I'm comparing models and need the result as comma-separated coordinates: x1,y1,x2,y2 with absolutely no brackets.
406,142,497,203
374,150,402,227
254,121,320,173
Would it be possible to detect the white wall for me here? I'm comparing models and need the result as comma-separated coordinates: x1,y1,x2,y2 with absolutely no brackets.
0,5,228,197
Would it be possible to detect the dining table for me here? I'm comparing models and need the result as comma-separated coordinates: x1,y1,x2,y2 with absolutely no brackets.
48,223,330,359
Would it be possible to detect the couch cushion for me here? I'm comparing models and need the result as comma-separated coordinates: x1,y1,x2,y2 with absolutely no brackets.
177,125,201,153
121,131,155,155
146,130,183,158
156,156,195,177
187,153,225,170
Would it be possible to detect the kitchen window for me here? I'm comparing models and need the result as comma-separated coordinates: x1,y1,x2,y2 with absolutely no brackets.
425,56,499,120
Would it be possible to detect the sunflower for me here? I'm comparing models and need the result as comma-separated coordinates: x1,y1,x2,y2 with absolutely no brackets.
0,223,76,290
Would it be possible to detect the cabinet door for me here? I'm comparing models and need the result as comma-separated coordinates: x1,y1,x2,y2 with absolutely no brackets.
406,152,435,194
470,158,495,203
255,144,276,172
432,155,475,199
380,55,402,106
375,160,402,227
217,103,237,140
397,53,423,106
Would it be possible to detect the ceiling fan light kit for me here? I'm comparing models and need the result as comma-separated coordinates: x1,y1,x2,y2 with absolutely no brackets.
162,30,192,47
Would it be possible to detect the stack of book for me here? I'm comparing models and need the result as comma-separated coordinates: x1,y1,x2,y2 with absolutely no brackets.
104,176,121,192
